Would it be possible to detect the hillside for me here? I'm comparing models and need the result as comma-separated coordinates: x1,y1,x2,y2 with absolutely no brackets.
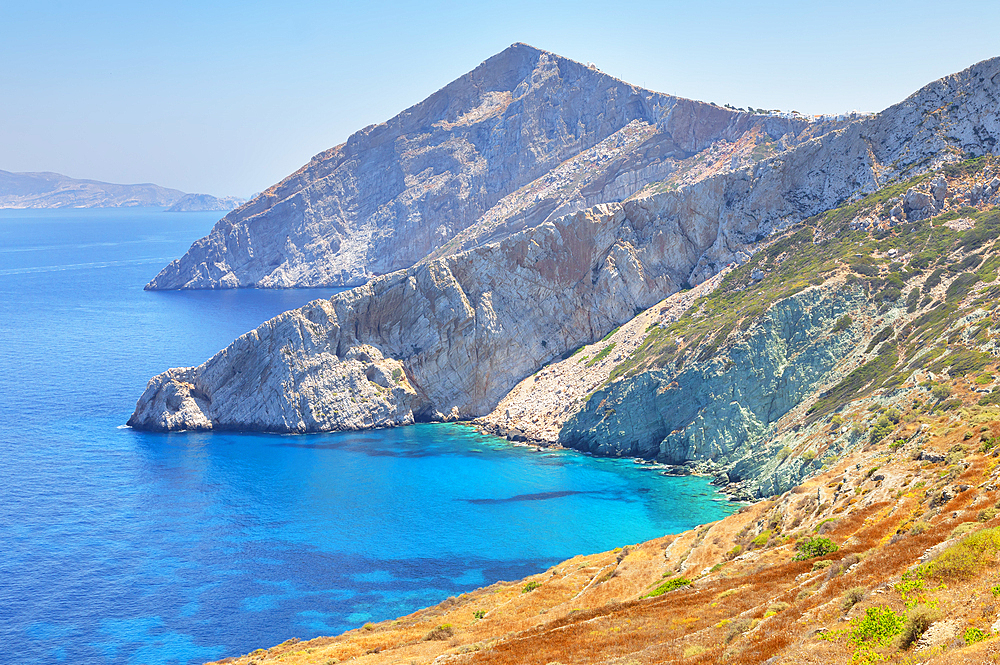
144,43,839,290
0,169,186,208
206,157,1000,665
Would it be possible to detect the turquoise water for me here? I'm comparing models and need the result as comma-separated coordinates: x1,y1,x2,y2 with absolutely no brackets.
0,208,737,664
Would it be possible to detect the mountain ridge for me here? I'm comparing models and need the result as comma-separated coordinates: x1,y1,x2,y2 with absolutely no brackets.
0,169,243,210
144,43,841,290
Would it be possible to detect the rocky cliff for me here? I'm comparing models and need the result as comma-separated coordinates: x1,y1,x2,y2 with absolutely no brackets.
131,56,1000,438
144,43,834,290
0,170,186,208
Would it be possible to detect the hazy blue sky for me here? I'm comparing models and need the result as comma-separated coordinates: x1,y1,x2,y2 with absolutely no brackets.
3,0,999,197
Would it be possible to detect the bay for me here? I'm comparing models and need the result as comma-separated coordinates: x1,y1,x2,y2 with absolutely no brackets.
0,208,736,664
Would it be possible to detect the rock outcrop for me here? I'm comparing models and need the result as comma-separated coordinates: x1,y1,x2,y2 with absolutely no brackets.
145,43,835,290
0,170,186,209
560,281,872,495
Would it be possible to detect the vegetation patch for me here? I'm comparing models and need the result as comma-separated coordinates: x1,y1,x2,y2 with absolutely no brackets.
793,536,839,560
586,342,617,367
642,576,691,598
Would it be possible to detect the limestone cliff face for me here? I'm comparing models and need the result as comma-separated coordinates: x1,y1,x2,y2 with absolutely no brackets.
145,43,828,290
129,203,702,431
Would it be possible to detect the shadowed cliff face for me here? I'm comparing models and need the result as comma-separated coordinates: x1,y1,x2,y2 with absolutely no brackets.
129,56,1000,436
144,43,827,291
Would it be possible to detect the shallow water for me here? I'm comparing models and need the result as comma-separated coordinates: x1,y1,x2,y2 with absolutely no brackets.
0,208,737,664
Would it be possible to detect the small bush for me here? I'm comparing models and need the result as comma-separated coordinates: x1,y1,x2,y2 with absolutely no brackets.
951,522,978,539
898,605,939,649
750,529,772,549
850,606,905,648
643,576,691,598
472,610,486,619
522,581,541,593
931,384,952,401
842,586,867,612
725,617,753,643
794,536,839,560
766,601,790,617
832,315,853,333
424,624,454,641
979,508,998,523
813,559,834,571
965,626,988,644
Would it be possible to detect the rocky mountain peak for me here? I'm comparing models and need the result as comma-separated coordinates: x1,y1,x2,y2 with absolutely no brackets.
144,45,830,291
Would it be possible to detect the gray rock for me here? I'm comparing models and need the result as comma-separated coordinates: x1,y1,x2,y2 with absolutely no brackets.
903,187,933,215
931,176,948,202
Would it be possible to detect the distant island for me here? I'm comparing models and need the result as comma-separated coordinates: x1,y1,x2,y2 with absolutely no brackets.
165,193,246,212
0,169,244,211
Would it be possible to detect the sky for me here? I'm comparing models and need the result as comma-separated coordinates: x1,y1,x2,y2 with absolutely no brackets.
2,0,999,198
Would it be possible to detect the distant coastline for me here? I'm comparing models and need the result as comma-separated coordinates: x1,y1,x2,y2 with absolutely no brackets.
0,169,243,211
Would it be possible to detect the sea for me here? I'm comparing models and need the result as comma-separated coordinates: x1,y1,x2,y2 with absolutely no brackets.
0,208,738,664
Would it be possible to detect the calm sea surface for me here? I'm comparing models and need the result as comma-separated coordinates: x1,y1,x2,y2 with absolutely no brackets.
0,208,737,664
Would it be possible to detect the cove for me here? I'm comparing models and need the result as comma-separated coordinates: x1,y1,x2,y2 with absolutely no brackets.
0,208,737,664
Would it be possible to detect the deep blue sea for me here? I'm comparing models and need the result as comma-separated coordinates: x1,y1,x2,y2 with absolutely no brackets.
0,208,737,664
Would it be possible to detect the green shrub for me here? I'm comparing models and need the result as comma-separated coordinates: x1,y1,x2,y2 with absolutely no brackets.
391,367,403,381
832,314,853,333
472,610,486,619
424,624,454,641
869,416,895,444
923,267,946,292
898,605,939,649
931,384,952,401
850,606,905,649
794,536,839,560
751,530,772,549
643,576,691,598
965,626,988,644
522,581,541,593
842,586,867,612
